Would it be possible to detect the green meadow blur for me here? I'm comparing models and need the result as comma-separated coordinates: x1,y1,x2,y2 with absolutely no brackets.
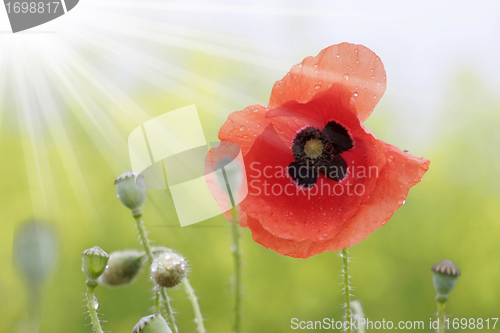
1,51,499,333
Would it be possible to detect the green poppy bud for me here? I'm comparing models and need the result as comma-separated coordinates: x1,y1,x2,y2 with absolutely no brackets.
115,172,147,216
133,313,172,333
432,259,461,303
98,250,144,287
82,246,109,281
151,251,188,288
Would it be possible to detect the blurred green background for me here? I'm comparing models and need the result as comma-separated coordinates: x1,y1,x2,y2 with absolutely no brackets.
1,1,500,332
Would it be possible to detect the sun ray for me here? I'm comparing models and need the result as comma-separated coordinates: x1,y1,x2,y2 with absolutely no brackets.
75,10,291,71
32,59,103,229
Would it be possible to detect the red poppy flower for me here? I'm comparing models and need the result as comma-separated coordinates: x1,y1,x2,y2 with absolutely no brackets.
206,43,430,259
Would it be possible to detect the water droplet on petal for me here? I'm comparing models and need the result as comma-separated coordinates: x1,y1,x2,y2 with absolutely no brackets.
343,74,350,80
387,155,394,162
336,54,340,58
315,85,321,90
353,92,358,97
373,95,377,99
239,126,245,132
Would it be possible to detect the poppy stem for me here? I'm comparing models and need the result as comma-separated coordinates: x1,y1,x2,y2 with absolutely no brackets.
86,286,104,333
133,214,178,333
220,167,243,333
160,287,178,333
231,205,242,333
183,278,207,333
341,248,353,333
155,287,161,313
437,301,446,333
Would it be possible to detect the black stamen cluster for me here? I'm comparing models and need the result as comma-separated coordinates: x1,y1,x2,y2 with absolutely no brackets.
288,121,354,187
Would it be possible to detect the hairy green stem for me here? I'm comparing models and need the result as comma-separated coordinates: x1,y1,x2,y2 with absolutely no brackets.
134,215,177,333
134,215,154,262
160,287,178,333
341,248,352,333
183,278,207,333
437,301,446,333
86,286,104,333
155,288,161,314
231,206,242,333
221,166,242,333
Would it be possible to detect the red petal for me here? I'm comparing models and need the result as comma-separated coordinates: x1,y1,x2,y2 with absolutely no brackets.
218,104,269,156
267,83,360,149
269,43,386,122
245,143,429,258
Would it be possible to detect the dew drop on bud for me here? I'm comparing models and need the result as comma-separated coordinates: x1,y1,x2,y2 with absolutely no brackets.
353,92,358,97
343,74,350,80
239,126,245,132
387,155,394,163
336,54,340,58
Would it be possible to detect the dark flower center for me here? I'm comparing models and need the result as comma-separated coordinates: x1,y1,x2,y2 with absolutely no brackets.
288,121,354,187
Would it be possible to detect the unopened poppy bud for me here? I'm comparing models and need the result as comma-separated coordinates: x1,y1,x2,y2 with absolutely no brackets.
82,246,109,281
151,252,188,288
133,313,172,333
115,172,147,216
13,220,58,290
432,260,461,303
98,250,144,287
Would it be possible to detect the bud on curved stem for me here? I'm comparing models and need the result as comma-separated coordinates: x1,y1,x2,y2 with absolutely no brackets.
115,172,147,216
81,246,109,333
13,220,58,332
432,260,461,333
116,173,205,333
